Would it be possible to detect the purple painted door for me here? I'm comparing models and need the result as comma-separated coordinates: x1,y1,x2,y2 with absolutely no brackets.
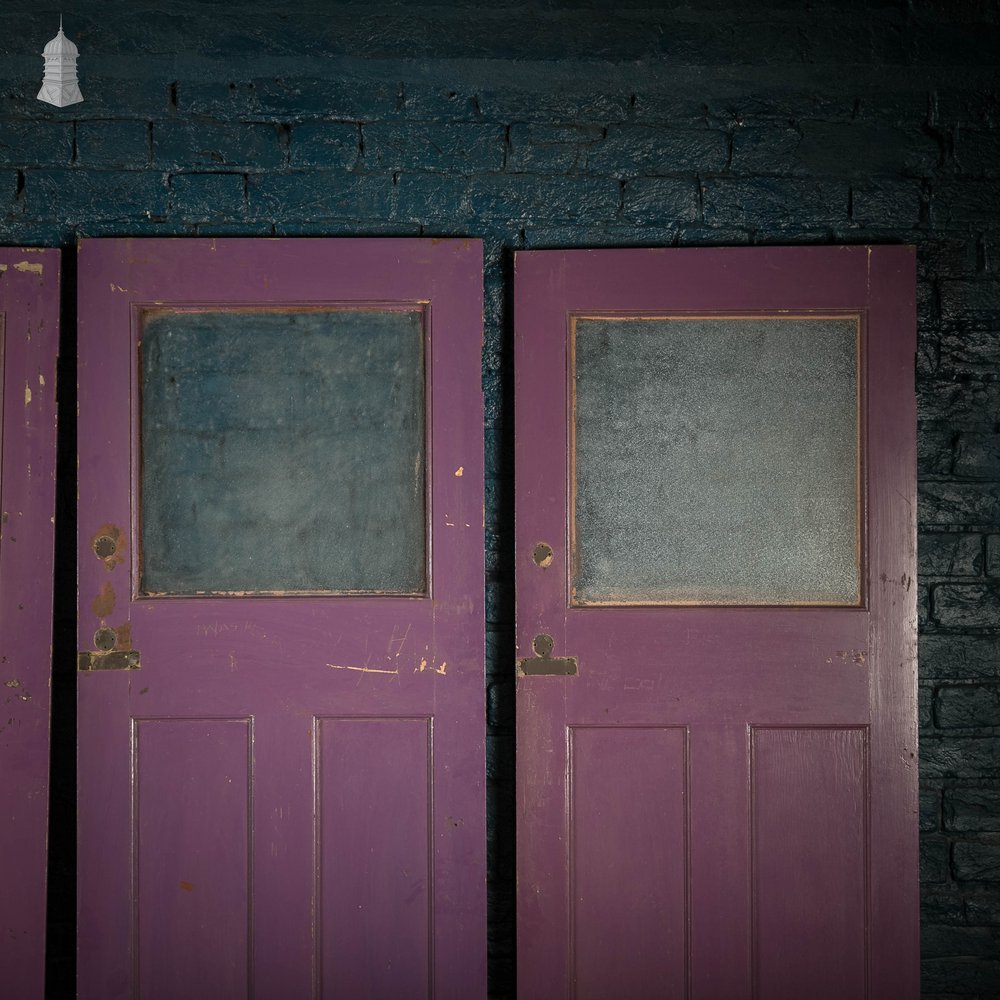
0,247,60,998
515,246,918,999
77,238,485,999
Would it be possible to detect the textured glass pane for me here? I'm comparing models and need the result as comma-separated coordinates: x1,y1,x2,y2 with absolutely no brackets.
140,309,425,595
572,317,859,605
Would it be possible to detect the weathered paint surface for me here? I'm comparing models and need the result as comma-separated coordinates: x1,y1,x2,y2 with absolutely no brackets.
77,238,486,999
0,247,60,997
514,246,918,998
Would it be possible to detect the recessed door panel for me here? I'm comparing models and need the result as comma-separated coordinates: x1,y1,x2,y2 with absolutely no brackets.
515,246,917,999
78,238,486,999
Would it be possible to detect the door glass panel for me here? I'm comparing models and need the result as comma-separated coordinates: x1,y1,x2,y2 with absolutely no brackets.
139,307,426,596
571,315,860,606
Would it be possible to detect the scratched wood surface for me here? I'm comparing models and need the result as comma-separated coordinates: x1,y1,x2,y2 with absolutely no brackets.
515,246,918,999
77,238,486,999
0,248,60,997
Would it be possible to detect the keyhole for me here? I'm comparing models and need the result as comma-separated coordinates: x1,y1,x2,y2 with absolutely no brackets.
532,633,554,658
532,542,554,568
94,627,117,651
93,535,117,559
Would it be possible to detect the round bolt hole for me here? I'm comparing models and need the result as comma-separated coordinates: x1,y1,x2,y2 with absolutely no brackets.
94,627,117,651
532,542,554,569
93,534,117,559
532,633,554,658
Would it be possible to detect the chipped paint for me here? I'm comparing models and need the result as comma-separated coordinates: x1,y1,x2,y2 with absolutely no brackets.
91,581,116,619
454,466,464,477
24,383,32,405
327,662,399,676
13,261,43,275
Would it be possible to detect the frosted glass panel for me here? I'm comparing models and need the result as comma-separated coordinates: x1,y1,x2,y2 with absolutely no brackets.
140,308,426,595
572,316,860,606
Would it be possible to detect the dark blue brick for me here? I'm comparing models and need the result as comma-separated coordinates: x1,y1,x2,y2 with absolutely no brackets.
957,129,1000,177
921,737,1000,778
588,125,727,177
396,174,471,222
921,686,935,730
922,957,1000,996
730,127,802,175
955,432,1000,480
852,179,924,228
945,788,1000,832
154,122,284,171
289,123,358,170
622,178,699,224
921,834,951,883
506,124,605,174
940,280,1000,322
702,177,847,228
54,73,171,119
248,173,394,221
475,87,630,125
271,219,421,237
917,378,1000,429
921,635,1000,681
470,175,619,223
922,923,1000,959
363,123,504,172
988,536,1000,577
937,88,1000,127
920,533,984,577
521,222,681,248
799,120,938,176
921,887,966,924
933,585,1000,629
936,683,1000,727
940,326,1000,376
198,76,395,121
0,121,72,167
967,894,1000,924
922,784,941,831
75,121,149,168
919,426,956,477
935,180,1000,225
169,173,246,222
920,483,1000,528
954,842,1000,882
25,169,168,221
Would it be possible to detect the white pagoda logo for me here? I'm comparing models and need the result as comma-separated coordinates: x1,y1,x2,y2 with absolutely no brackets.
37,17,83,108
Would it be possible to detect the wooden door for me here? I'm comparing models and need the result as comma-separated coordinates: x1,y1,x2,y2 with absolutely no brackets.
515,246,918,999
77,238,485,999
0,247,60,998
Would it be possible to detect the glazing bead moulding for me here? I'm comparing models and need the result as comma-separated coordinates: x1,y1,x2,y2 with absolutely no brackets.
37,16,83,108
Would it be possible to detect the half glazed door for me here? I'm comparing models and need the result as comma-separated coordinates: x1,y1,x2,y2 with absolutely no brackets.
515,246,918,999
0,248,60,999
78,238,485,999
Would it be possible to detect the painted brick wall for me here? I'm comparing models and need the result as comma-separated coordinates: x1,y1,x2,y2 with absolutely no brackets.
1,2,998,997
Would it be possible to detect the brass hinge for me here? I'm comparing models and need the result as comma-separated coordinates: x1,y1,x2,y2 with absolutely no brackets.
516,633,578,677
77,649,140,672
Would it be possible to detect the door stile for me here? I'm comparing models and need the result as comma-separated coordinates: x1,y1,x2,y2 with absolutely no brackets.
0,248,60,998
865,247,919,998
